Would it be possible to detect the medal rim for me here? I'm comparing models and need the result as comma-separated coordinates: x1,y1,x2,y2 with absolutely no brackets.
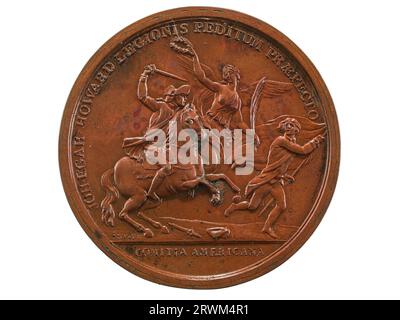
59,6,340,289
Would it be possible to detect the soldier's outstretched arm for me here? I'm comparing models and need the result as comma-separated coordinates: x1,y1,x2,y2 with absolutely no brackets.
137,64,161,112
281,135,325,155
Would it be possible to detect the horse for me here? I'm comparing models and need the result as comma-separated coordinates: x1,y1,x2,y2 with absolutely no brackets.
100,104,240,238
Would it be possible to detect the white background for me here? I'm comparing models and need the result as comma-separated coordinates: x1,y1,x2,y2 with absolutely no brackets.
0,0,399,300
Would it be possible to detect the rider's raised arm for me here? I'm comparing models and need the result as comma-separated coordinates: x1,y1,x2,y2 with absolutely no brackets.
137,65,161,112
193,53,221,93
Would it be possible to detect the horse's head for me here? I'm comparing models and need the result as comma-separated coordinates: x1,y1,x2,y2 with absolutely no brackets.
178,103,205,138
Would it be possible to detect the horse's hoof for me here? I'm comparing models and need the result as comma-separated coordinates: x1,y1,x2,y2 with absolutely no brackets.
144,228,154,238
232,195,242,203
161,226,170,234
153,222,162,229
210,197,222,207
102,214,114,227
224,211,230,217
107,217,115,227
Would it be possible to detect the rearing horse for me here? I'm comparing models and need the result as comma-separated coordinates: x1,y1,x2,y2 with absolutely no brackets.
100,104,239,237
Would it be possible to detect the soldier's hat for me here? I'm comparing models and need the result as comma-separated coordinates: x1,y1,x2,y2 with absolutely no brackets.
164,84,191,96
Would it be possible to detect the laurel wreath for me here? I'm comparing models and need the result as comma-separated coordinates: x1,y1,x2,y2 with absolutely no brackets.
170,36,195,56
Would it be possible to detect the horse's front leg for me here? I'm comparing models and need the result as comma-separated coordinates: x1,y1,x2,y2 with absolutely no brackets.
181,177,223,206
181,178,203,190
182,177,219,194
205,173,240,192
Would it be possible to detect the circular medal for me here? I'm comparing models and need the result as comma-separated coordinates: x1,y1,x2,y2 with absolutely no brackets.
59,7,340,288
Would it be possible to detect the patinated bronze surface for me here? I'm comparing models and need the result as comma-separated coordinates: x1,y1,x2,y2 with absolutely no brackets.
59,7,340,288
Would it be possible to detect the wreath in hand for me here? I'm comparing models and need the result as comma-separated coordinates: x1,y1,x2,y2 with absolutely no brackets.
170,36,195,56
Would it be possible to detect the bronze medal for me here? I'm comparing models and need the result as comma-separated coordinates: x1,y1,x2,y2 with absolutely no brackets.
59,7,340,288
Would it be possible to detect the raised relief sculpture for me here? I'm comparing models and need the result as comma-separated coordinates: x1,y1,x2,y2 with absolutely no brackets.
99,36,326,241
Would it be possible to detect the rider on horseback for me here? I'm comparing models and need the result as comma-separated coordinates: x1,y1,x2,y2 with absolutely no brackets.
122,64,191,202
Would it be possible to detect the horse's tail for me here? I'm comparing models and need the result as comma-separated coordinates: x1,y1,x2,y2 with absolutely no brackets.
100,168,120,227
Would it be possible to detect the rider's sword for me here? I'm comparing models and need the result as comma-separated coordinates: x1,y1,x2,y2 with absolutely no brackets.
154,67,188,82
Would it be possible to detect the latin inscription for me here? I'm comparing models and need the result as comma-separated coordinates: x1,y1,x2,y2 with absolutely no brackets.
113,21,264,66
72,133,97,209
130,246,265,258
74,61,116,128
266,46,319,119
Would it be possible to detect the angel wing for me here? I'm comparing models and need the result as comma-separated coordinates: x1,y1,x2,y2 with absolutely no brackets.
241,78,293,97
259,79,293,98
